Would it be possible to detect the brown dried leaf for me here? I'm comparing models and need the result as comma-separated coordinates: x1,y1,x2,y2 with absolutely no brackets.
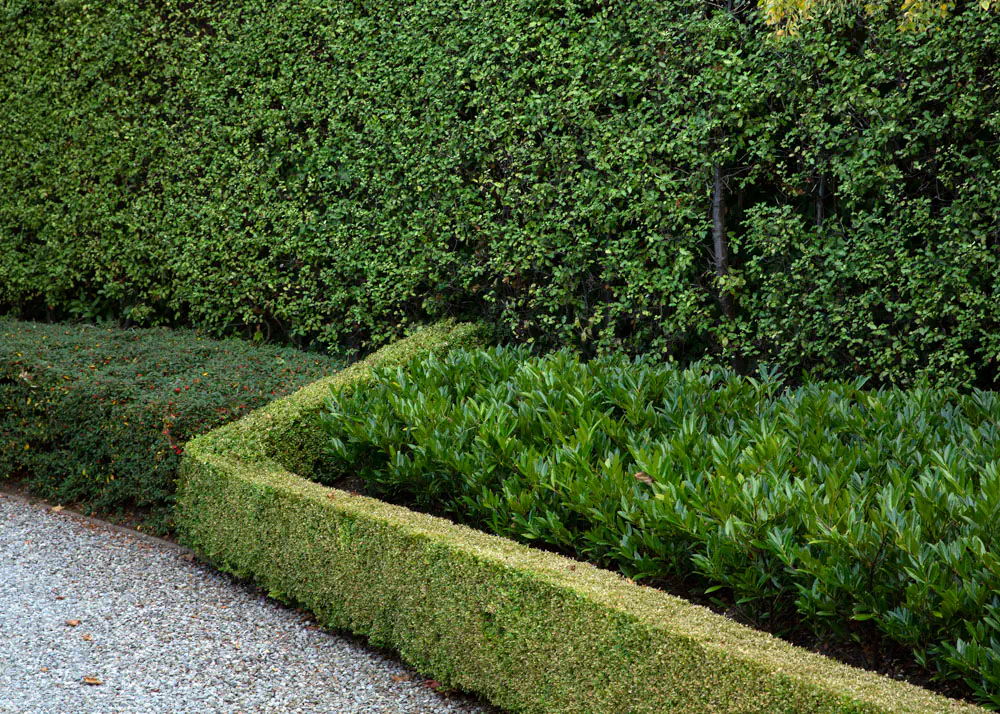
65,620,80,627
390,674,412,683
633,471,653,485
83,676,102,686
81,634,93,642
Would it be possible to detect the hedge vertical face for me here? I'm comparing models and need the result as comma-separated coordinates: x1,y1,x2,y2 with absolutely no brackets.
2,0,999,385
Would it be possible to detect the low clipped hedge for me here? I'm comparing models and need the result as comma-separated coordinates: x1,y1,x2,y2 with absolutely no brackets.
320,346,1000,706
178,323,983,714
0,319,341,529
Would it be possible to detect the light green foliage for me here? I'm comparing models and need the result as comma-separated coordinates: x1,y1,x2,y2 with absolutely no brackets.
180,325,983,713
1,0,998,386
758,0,997,36
322,347,1000,706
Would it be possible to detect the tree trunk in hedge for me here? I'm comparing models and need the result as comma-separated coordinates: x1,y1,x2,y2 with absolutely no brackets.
816,173,826,227
712,162,733,319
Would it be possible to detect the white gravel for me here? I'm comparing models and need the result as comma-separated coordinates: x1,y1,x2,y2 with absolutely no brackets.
0,494,500,714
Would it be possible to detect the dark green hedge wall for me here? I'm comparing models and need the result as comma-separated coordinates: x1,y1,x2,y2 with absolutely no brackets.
1,0,998,386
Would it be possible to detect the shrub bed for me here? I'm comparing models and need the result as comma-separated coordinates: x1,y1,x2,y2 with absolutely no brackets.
180,323,981,714
2,0,999,386
320,347,1000,707
0,319,341,529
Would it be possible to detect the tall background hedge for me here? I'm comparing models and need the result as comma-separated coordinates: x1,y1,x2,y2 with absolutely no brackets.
2,0,998,386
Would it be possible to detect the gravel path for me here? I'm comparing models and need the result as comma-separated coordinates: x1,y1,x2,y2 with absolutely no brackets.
0,494,500,714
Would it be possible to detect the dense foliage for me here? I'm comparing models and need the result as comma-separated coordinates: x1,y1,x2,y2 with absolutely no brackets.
758,0,997,35
321,347,1000,706
2,0,998,386
0,320,340,529
178,324,972,714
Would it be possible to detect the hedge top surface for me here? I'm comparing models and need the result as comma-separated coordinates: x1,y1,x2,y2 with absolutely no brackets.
180,322,983,714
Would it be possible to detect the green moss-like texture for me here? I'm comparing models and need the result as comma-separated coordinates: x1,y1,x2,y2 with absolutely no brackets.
177,322,984,714
184,320,485,478
0,319,342,526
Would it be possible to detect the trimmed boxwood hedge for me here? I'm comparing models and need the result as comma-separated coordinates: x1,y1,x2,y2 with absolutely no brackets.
177,322,985,714
0,319,341,529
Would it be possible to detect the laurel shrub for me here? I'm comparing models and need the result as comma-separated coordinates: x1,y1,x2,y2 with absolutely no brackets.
322,346,1000,705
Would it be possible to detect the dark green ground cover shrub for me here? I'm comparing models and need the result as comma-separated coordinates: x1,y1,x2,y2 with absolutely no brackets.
0,319,341,529
321,347,1000,706
2,0,998,386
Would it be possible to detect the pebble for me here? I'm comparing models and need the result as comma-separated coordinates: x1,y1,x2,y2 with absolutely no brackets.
0,495,499,714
